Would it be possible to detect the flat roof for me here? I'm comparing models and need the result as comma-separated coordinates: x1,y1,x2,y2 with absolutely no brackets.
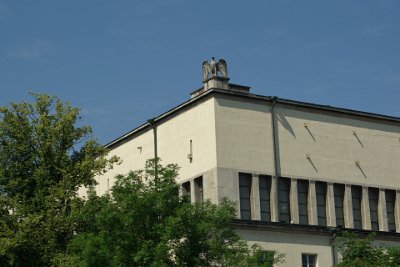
105,87,400,148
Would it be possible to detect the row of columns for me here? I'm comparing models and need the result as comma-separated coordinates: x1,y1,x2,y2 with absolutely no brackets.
247,175,400,232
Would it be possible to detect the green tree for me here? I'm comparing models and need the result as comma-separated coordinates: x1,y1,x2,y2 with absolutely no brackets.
335,232,400,267
0,93,119,266
65,159,283,267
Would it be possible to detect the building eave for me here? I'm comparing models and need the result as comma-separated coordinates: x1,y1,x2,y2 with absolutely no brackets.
104,88,400,149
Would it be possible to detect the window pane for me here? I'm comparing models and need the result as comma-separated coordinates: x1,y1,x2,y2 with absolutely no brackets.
260,175,271,222
302,254,317,267
352,186,362,229
369,188,379,231
334,184,345,227
298,179,309,225
239,173,252,220
278,177,291,223
386,190,396,232
194,176,203,202
316,182,327,226
182,182,191,202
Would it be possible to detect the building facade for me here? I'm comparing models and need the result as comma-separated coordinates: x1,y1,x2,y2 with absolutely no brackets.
94,63,400,266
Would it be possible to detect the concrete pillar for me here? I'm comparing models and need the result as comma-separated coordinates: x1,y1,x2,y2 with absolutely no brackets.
270,176,279,222
290,178,299,224
326,183,336,227
378,189,388,232
308,180,318,225
344,185,354,228
361,186,371,230
251,174,261,221
395,190,400,232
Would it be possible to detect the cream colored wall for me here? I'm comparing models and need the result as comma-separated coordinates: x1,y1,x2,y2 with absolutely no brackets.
92,97,218,196
276,106,400,188
214,97,275,173
213,95,400,189
237,228,333,267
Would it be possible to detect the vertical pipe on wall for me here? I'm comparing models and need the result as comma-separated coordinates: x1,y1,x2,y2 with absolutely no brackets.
148,118,158,180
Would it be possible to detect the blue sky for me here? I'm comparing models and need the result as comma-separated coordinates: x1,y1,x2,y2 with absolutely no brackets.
1,0,399,144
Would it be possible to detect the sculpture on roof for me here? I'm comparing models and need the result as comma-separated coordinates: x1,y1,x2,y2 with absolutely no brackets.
202,57,228,82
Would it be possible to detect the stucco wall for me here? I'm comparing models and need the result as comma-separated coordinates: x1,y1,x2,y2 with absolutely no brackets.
276,105,400,188
93,97,218,195
213,95,400,189
237,228,334,267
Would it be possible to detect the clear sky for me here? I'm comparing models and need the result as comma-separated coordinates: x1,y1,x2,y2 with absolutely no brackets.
1,0,399,144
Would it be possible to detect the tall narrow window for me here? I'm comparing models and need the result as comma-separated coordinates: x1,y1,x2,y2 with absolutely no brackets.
239,173,252,220
278,177,291,223
316,182,327,226
386,190,396,232
334,184,345,227
369,187,379,231
302,254,317,267
298,179,309,225
194,176,203,202
182,181,191,202
352,186,362,229
259,175,271,222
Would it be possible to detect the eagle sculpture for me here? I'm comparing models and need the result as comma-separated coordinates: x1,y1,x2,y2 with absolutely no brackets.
202,57,228,82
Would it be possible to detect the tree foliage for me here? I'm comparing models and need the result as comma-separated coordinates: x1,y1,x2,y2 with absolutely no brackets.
0,93,118,266
64,159,282,267
335,232,400,267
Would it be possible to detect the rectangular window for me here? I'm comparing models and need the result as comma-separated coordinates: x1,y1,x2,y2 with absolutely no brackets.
369,187,379,231
258,251,275,266
278,177,291,223
182,181,191,202
239,173,252,220
194,176,203,202
316,182,327,226
352,186,362,229
259,175,272,222
302,254,317,267
386,190,396,232
334,184,345,227
297,179,309,225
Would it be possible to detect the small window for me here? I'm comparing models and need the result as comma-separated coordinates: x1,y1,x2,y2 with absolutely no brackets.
182,181,191,202
239,173,252,220
194,176,203,202
386,190,396,232
297,179,309,225
334,184,345,227
258,250,275,266
302,253,317,267
259,175,272,222
316,182,327,226
352,186,362,229
369,187,379,231
278,177,291,223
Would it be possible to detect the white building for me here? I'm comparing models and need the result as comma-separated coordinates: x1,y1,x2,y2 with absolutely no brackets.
95,60,400,266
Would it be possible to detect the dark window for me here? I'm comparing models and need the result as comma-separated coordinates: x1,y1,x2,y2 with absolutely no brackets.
258,251,275,266
302,254,317,267
278,177,291,223
334,184,345,227
316,182,327,226
239,173,252,220
352,186,362,229
386,190,396,232
259,175,272,222
182,181,191,202
194,176,203,202
369,187,379,231
297,179,309,225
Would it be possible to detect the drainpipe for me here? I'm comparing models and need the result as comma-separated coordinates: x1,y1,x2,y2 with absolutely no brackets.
148,118,158,180
271,96,279,179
